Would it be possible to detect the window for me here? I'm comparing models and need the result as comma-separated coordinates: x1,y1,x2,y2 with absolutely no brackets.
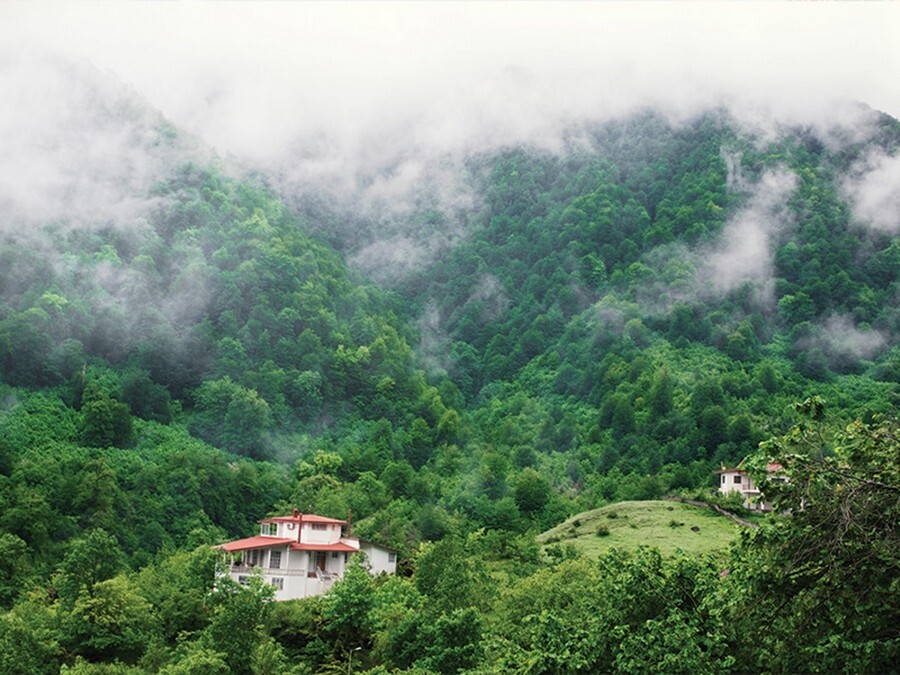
270,577,284,590
388,553,397,563
261,523,277,536
331,552,340,558
311,523,328,531
734,475,742,484
721,475,725,484
237,576,250,586
270,550,282,569
247,549,261,566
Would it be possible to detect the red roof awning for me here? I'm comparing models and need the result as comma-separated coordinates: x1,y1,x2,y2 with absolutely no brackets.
298,514,347,524
259,513,347,525
218,536,294,553
714,463,783,475
290,541,359,552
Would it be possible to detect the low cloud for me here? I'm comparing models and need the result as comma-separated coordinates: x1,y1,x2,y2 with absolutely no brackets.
0,52,219,363
1,5,898,379
842,149,900,234
700,168,797,305
0,52,206,233
465,274,510,323
622,167,799,319
416,301,451,377
6,3,898,228
350,236,432,283
821,313,888,360
793,313,889,370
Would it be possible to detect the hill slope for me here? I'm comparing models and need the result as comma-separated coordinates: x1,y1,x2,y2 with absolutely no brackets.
538,500,744,557
0,57,897,560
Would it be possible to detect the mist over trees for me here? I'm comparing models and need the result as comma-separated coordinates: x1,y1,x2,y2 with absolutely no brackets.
0,53,897,672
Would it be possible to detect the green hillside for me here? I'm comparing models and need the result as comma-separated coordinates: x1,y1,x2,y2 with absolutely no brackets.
1,98,896,565
538,500,744,557
0,58,897,673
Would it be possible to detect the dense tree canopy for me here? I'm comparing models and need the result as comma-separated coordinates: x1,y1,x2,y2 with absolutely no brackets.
0,103,897,671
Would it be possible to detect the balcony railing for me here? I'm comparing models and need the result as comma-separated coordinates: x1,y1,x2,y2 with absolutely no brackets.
228,564,343,580
229,564,306,577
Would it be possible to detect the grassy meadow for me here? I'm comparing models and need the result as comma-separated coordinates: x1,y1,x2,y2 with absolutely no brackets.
537,500,745,558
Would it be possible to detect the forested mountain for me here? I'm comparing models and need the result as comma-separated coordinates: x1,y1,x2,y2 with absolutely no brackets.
389,108,899,491
0,58,897,672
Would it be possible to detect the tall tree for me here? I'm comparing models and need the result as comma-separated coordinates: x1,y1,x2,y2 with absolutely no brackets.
722,399,900,673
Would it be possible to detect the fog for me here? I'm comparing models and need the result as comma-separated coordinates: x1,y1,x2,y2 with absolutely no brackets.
1,2,897,365
842,149,900,235
4,2,899,175
702,167,797,304
4,2,897,254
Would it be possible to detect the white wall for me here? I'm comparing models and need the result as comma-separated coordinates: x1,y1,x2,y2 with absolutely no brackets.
719,471,755,496
360,543,397,575
301,523,341,544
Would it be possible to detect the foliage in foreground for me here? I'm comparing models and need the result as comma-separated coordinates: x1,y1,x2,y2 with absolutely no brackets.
0,99,897,672
0,402,895,673
722,398,900,673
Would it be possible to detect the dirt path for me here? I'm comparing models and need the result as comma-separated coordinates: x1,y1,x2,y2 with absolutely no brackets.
670,497,759,528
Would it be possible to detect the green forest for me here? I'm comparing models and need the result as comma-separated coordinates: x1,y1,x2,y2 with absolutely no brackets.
0,104,898,673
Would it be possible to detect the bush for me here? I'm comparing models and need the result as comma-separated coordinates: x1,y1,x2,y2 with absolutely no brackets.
708,490,750,516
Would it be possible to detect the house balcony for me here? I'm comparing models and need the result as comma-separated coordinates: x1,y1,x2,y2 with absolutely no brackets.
228,564,308,577
226,564,343,583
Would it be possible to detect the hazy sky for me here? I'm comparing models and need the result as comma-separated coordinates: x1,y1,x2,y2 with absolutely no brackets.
4,1,900,165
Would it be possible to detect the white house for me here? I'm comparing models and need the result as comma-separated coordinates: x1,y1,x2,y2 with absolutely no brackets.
714,462,782,512
217,508,398,600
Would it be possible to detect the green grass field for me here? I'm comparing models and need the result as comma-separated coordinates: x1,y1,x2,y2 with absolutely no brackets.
537,500,745,558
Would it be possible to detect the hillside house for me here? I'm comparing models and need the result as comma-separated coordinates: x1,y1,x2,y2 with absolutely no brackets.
217,509,397,600
714,462,783,512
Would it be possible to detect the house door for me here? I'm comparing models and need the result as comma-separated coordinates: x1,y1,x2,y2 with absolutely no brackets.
316,552,327,572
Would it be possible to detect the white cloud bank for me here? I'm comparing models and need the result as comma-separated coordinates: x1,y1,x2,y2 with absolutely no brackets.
702,168,798,303
0,2,897,290
2,1,899,171
821,313,887,361
0,51,206,231
843,150,900,234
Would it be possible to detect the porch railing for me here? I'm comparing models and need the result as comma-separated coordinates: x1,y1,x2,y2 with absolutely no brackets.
229,564,307,577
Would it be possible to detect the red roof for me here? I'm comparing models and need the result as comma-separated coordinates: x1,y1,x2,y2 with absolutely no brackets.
259,513,346,525
713,467,746,475
357,538,400,553
259,515,301,524
218,536,294,553
290,540,359,552
714,462,783,475
301,514,347,524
